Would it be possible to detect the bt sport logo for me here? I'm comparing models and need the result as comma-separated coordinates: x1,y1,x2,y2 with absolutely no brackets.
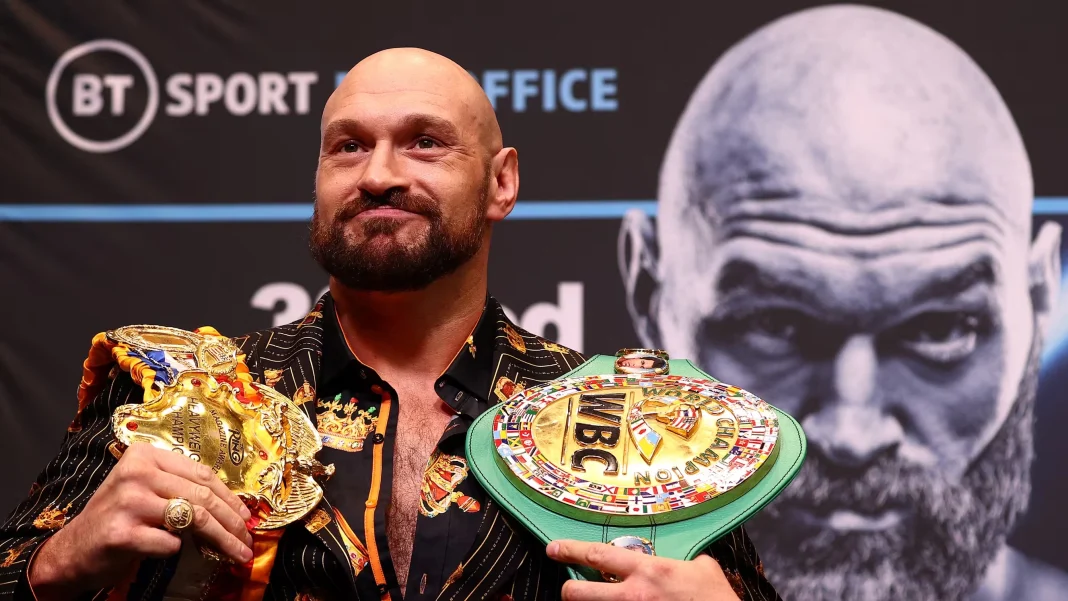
46,39,319,153
47,39,620,153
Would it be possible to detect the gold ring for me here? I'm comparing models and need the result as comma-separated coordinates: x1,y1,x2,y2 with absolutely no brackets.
163,497,195,532
614,348,669,360
601,536,655,582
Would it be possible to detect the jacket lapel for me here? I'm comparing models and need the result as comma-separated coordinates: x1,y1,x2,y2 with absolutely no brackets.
234,295,327,428
486,299,588,396
438,301,588,600
234,295,361,594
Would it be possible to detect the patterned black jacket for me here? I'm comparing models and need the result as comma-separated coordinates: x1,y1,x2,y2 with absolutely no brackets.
0,294,780,600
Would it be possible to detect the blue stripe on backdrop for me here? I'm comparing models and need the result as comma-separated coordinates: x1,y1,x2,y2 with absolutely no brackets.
0,198,1066,221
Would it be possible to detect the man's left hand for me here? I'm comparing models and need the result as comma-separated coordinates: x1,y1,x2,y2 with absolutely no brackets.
546,539,741,601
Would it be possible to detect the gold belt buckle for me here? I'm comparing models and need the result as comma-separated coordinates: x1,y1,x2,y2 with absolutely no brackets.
112,369,333,529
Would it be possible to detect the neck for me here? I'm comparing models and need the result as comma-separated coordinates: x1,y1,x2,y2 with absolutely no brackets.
329,256,488,380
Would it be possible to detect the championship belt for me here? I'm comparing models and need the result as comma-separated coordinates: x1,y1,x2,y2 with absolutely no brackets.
93,325,334,600
466,349,806,582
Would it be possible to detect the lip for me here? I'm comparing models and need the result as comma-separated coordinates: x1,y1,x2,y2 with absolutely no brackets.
784,505,906,532
352,207,420,219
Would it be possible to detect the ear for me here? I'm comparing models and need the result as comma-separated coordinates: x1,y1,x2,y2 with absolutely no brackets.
485,147,519,222
618,208,663,348
1029,220,1062,340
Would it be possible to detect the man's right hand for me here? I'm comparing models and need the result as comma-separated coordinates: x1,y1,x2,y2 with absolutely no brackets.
28,443,254,599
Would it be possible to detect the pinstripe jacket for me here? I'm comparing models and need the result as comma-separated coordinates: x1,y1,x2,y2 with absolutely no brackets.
0,294,780,600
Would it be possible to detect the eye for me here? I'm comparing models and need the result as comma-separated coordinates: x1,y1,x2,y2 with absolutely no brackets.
750,310,802,342
712,308,814,358
340,141,360,153
892,311,987,363
415,137,438,150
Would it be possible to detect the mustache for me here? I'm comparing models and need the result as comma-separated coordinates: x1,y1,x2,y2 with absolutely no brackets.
749,337,1042,600
769,333,1043,525
771,451,965,523
333,190,441,222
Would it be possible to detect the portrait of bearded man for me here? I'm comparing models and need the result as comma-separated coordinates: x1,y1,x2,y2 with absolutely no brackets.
619,5,1068,600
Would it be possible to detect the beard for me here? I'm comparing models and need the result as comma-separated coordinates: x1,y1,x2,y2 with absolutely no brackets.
309,176,489,292
748,334,1040,601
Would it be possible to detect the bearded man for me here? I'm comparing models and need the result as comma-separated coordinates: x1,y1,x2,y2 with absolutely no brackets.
0,48,777,601
619,5,1067,600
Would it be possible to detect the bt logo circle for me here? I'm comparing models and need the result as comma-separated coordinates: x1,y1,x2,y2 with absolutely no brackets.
46,39,159,154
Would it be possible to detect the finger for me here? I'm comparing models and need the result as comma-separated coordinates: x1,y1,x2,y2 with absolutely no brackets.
148,447,252,522
187,502,254,564
561,580,622,601
126,526,184,559
148,495,252,564
147,470,253,549
547,540,647,577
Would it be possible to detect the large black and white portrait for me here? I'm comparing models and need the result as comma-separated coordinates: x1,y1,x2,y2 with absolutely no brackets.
619,5,1067,600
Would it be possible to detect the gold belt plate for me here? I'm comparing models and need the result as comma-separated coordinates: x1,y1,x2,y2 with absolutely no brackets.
112,370,333,529
493,374,779,523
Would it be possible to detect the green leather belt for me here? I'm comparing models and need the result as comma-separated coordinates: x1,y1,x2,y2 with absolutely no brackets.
466,354,806,581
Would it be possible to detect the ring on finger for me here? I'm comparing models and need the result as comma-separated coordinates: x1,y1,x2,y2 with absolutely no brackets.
162,497,195,532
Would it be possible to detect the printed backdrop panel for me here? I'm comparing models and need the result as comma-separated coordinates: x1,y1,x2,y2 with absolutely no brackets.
3,1,1068,599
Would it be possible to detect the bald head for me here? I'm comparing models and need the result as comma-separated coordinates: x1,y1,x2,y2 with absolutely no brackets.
326,48,502,155
626,12,1060,600
658,5,1032,237
312,47,520,294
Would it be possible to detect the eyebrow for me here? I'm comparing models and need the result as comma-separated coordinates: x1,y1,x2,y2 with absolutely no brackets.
320,114,461,145
912,259,997,301
716,257,997,307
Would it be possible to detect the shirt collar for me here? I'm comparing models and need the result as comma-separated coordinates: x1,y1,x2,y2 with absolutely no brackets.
439,296,498,414
319,293,498,417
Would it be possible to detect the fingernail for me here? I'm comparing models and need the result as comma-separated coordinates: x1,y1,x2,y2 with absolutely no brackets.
245,532,254,547
546,542,559,557
243,547,254,563
240,506,252,521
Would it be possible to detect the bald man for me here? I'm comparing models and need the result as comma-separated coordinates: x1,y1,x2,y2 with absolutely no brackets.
0,49,776,601
620,5,1067,601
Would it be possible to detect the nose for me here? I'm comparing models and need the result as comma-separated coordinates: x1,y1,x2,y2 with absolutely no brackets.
801,334,904,469
357,144,407,197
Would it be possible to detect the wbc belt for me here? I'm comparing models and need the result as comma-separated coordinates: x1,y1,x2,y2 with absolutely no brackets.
465,349,806,582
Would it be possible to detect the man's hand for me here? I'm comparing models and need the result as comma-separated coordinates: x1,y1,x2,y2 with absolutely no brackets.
28,443,254,600
547,539,741,601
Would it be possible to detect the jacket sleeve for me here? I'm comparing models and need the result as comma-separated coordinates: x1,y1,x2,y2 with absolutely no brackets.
0,370,142,598
705,525,782,601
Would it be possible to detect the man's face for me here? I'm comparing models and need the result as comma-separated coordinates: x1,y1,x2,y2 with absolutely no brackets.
627,64,1058,598
311,63,493,291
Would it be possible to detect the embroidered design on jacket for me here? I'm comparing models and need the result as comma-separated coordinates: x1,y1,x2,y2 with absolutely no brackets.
292,381,316,405
317,395,377,451
0,541,33,568
332,509,369,578
503,324,526,353
542,341,569,354
420,450,480,517
303,508,332,533
263,368,284,388
493,376,525,402
33,503,72,530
